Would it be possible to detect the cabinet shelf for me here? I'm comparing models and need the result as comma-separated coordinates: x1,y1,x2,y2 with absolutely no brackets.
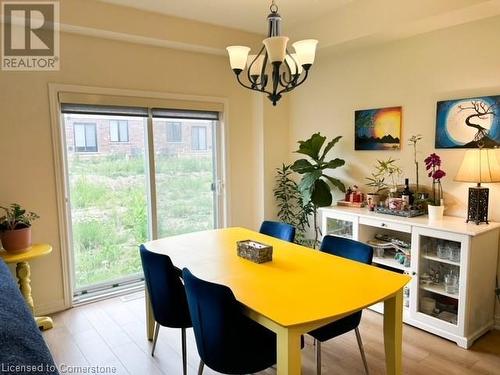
420,283,459,299
372,256,409,272
422,254,460,267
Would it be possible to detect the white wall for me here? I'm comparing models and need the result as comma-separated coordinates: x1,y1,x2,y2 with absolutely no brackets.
289,16,500,323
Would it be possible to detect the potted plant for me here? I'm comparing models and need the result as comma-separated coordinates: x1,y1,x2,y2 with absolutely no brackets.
408,134,423,193
291,133,345,248
273,164,314,245
366,158,402,207
424,153,446,221
365,172,387,206
0,203,39,253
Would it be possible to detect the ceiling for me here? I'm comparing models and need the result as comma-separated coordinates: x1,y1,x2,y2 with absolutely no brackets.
95,0,500,55
98,0,353,34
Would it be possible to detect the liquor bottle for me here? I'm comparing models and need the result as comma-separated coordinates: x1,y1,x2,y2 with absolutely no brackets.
401,178,414,206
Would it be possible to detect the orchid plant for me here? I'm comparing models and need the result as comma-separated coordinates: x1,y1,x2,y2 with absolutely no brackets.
424,153,446,206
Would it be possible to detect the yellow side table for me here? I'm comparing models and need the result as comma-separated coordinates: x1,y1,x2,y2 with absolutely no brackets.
0,244,54,330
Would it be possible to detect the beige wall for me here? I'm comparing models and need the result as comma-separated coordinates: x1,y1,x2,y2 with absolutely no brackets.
0,2,289,312
289,16,500,321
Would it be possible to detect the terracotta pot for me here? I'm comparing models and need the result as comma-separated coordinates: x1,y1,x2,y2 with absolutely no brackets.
1,227,32,253
366,193,380,205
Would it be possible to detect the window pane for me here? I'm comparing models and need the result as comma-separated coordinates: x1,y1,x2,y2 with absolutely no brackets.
153,118,215,237
110,120,119,142
167,122,182,142
192,126,207,150
119,121,129,142
63,114,148,291
85,124,97,148
74,124,86,148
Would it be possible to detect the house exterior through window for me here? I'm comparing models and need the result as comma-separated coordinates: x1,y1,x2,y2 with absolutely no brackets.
110,120,129,142
74,123,98,152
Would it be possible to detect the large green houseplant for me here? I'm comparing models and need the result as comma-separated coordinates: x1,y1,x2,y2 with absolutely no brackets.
0,203,39,253
291,133,345,247
274,164,314,245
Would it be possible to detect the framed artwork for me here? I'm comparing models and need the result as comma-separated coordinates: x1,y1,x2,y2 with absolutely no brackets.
436,96,500,148
354,106,402,150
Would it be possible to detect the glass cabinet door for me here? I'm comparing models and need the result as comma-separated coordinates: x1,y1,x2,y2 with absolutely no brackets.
322,213,358,240
412,228,466,332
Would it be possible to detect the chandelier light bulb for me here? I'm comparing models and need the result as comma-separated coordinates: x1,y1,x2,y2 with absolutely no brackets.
226,46,251,71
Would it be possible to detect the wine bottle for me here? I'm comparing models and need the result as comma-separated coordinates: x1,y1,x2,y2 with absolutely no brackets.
401,178,414,206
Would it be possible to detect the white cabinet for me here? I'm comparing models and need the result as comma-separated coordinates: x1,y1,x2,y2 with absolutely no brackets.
319,206,500,348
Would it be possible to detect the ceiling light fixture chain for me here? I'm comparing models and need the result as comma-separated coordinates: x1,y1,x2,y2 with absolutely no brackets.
226,0,318,105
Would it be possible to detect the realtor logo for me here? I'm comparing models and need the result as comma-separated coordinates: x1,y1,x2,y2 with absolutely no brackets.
1,1,60,70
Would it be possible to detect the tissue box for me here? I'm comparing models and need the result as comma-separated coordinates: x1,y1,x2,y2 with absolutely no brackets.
236,240,273,264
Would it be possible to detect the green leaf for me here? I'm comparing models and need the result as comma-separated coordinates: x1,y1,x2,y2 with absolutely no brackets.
298,170,321,204
311,179,332,207
323,158,345,170
294,133,326,161
291,159,316,174
320,136,342,161
323,175,346,193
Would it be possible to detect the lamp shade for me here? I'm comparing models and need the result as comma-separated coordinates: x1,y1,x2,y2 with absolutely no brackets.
263,36,289,63
455,148,500,183
226,46,251,70
247,54,265,76
292,39,318,66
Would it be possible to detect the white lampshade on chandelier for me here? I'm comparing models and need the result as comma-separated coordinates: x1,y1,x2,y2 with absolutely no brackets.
226,1,318,106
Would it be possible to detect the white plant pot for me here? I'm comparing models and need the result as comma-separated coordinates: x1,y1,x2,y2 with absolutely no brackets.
428,205,444,221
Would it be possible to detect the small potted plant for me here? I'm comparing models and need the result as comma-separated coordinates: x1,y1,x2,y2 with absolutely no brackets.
0,203,39,253
424,153,446,221
366,158,402,206
365,173,387,206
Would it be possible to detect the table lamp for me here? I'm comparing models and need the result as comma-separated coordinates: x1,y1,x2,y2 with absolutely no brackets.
455,148,500,224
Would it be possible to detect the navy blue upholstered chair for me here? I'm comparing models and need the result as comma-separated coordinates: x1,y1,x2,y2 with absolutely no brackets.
139,245,192,375
259,220,296,242
310,235,374,375
182,268,277,375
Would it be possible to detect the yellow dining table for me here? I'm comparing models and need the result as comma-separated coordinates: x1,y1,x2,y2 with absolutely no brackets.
143,227,410,374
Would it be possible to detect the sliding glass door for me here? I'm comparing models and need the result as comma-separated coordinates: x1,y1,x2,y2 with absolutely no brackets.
61,105,222,299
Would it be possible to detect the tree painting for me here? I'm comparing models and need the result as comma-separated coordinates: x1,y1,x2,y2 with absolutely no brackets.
355,106,402,150
435,96,500,148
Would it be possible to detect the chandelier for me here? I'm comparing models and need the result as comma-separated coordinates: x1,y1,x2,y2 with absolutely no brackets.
226,0,318,106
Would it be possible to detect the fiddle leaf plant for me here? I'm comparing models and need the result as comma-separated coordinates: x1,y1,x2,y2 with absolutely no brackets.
291,133,346,248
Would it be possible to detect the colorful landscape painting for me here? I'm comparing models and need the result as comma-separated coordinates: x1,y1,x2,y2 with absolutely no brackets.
355,106,402,150
436,96,500,148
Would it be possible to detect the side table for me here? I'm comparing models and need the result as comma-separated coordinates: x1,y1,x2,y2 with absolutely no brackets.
0,244,54,330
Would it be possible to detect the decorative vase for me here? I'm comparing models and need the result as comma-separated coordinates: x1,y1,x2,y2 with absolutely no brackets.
0,227,32,253
427,205,444,221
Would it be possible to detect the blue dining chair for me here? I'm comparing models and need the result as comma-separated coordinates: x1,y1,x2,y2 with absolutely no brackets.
259,220,296,242
182,268,277,375
309,235,374,375
139,245,192,375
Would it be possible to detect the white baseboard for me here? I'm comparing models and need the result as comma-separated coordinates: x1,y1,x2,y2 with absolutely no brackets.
34,298,67,316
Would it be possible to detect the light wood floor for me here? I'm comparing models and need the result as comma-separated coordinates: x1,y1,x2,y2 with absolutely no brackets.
43,292,500,375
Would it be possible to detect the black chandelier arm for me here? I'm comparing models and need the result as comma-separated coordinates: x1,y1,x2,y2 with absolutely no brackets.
247,46,267,88
236,72,273,96
277,68,309,96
